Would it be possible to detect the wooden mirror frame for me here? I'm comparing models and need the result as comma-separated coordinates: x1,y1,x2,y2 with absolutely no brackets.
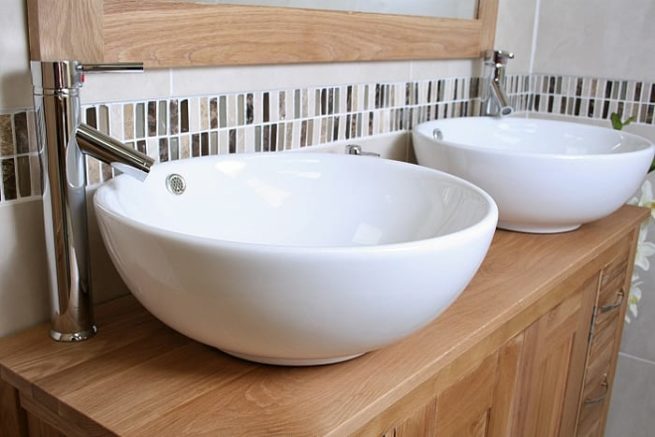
27,0,498,68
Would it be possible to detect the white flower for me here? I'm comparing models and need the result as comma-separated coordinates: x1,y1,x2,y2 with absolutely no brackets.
634,227,655,271
626,275,643,323
629,180,655,219
625,178,655,325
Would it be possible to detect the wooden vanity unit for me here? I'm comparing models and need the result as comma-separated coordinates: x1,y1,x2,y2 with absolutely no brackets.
0,206,647,436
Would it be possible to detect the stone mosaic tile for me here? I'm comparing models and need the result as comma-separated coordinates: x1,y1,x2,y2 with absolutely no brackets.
13,112,29,154
147,101,157,137
135,103,145,137
29,154,41,196
16,156,31,198
72,76,488,185
0,115,14,157
2,158,17,201
124,104,134,140
530,74,655,124
0,111,41,203
2,72,651,204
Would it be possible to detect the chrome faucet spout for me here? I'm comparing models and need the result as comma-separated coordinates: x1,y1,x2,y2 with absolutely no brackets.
490,79,513,117
482,49,514,117
76,123,154,174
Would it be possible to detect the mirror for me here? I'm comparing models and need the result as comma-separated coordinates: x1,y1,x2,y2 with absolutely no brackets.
194,0,478,19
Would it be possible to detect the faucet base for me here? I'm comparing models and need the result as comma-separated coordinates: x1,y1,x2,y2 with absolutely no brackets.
49,325,98,342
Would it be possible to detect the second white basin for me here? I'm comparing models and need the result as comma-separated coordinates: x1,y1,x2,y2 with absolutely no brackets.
94,153,497,365
413,117,654,233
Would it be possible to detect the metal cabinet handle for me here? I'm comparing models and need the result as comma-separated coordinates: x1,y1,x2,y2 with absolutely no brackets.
600,289,625,313
584,374,609,405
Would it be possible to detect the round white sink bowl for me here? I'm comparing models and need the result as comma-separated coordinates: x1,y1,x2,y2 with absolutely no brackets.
413,117,654,233
94,153,497,365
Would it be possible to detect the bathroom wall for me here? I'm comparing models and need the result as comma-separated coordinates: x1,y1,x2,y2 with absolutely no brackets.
528,0,655,132
0,0,537,337
0,0,49,336
533,0,655,82
527,1,655,435
1,3,653,433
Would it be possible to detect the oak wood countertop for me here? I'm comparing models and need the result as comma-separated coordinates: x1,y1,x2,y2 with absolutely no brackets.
0,206,648,436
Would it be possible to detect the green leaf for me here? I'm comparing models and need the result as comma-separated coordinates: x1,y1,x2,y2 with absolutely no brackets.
624,115,637,127
610,113,650,172
610,112,637,131
610,112,623,130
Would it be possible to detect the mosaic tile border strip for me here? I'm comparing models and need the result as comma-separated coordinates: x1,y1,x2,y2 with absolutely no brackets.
80,75,495,185
529,74,655,124
0,111,42,203
1,72,652,205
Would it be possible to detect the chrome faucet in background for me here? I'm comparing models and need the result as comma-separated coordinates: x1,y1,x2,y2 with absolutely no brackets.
482,50,514,117
32,61,154,342
345,144,380,157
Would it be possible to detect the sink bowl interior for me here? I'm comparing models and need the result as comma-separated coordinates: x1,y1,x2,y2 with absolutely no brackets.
94,153,498,366
429,116,648,155
100,154,491,247
413,117,654,233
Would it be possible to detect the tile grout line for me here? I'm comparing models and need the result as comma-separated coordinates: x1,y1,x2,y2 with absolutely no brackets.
528,0,542,75
618,352,655,367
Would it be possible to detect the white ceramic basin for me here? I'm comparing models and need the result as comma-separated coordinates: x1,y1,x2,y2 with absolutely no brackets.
94,153,497,365
413,117,654,233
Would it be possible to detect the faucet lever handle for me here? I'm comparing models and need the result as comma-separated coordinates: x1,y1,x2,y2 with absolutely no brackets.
78,63,144,73
484,50,514,65
345,144,380,157
495,50,514,60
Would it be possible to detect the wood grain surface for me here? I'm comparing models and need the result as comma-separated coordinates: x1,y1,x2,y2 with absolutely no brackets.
0,206,647,436
26,0,104,63
577,224,640,437
1,378,27,436
27,0,498,67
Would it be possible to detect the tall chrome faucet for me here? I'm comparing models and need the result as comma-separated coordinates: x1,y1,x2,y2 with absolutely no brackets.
482,49,514,117
32,61,154,342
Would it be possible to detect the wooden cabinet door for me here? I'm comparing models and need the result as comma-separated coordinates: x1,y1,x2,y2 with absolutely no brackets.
577,240,635,437
376,334,524,437
381,351,501,437
510,274,599,437
370,276,599,437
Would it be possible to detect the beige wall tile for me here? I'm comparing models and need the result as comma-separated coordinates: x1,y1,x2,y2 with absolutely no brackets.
606,354,655,437
494,0,538,74
0,200,49,336
409,59,479,81
170,61,412,96
81,70,171,105
534,0,655,81
305,130,411,161
0,0,32,110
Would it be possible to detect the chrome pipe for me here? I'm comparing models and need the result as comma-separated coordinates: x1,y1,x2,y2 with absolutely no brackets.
32,60,94,341
31,60,145,342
